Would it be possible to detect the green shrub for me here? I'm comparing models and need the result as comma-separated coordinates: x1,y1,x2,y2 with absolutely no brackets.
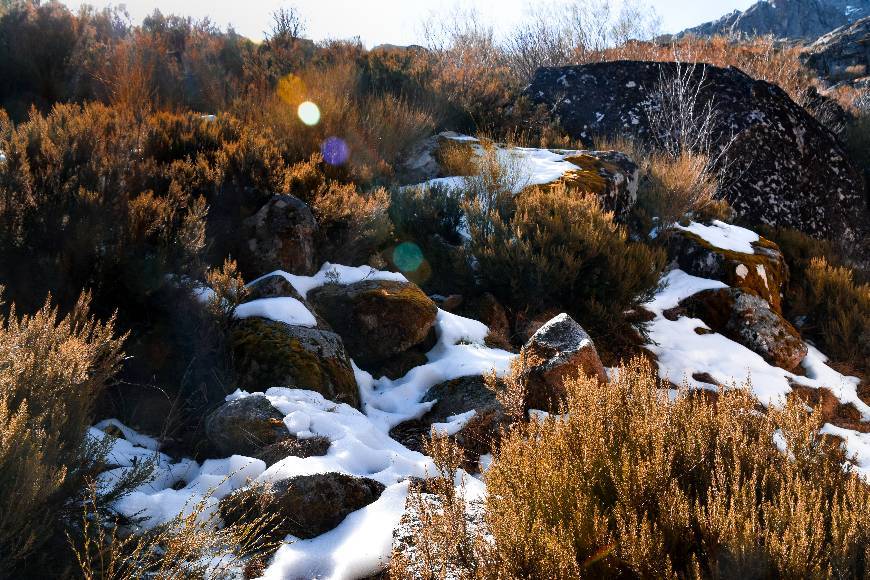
389,183,474,293
396,357,870,578
466,183,665,340
0,290,125,575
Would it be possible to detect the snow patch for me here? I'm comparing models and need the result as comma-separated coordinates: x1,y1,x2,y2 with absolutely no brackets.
235,297,317,327
675,220,759,254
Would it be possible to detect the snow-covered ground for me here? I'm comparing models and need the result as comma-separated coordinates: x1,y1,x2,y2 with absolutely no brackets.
412,134,591,195
92,263,511,579
91,223,870,578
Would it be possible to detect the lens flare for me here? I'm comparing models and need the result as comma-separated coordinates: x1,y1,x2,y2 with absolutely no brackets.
393,242,425,273
321,136,350,166
298,101,321,126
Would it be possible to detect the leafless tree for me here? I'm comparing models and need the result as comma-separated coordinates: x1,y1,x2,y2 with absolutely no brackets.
267,6,305,43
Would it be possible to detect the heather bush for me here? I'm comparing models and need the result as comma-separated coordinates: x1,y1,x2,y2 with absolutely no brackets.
397,357,870,578
760,227,869,373
389,183,473,293
0,290,125,575
803,258,870,372
466,182,665,340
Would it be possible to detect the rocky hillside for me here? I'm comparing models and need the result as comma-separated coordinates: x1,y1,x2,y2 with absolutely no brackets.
678,0,870,40
90,218,869,579
75,136,869,578
525,60,869,259
803,16,870,89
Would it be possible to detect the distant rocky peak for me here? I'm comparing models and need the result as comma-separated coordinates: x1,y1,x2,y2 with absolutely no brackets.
678,0,870,41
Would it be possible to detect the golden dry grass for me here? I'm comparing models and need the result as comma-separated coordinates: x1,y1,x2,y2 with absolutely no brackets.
395,357,870,579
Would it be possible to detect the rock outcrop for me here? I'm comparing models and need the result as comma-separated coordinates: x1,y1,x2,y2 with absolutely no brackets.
221,473,384,540
230,319,360,408
677,288,808,371
666,228,788,313
204,396,290,457
308,280,438,369
803,16,870,88
244,194,318,275
677,0,870,41
390,375,506,465
525,61,868,253
520,313,607,412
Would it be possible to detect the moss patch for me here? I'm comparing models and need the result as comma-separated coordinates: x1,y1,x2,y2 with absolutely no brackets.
230,318,359,408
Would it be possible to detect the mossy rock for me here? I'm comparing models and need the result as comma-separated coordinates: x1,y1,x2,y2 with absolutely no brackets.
679,287,807,371
308,280,438,369
667,229,788,313
205,395,290,457
244,273,332,329
220,473,385,541
230,318,360,409
558,150,639,221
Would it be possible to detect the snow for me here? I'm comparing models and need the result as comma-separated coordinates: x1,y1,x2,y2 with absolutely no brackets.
431,410,477,436
235,297,317,327
674,220,760,254
646,270,867,410
250,263,407,300
91,264,514,578
357,309,515,433
411,134,597,196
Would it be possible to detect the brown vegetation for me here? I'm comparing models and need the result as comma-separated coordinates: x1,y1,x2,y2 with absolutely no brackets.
397,358,870,578
0,291,125,575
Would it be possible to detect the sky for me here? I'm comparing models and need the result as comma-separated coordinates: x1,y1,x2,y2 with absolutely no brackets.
60,0,758,46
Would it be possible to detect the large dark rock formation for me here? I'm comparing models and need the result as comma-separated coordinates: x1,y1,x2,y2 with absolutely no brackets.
678,0,869,41
525,61,868,254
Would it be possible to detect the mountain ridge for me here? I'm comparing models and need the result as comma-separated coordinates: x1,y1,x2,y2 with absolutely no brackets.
677,0,870,40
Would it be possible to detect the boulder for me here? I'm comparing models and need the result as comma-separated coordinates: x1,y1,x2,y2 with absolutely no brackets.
678,288,808,371
204,396,290,457
308,280,438,369
246,273,305,302
221,473,384,540
244,194,318,275
230,318,360,409
255,435,331,467
390,375,506,464
520,313,607,412
666,228,788,313
524,61,868,255
552,149,639,222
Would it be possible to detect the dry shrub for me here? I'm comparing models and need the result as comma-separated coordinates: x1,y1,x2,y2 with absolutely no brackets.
599,35,813,105
312,182,392,265
402,357,870,578
640,150,720,228
70,486,278,580
466,179,665,339
242,60,437,181
803,258,870,371
0,290,125,574
760,227,869,373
